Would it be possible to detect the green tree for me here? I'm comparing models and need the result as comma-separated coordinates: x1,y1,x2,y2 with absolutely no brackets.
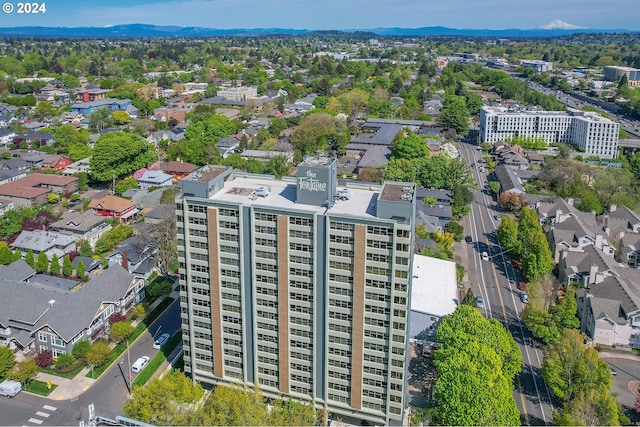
72,339,92,360
112,110,130,125
85,341,111,367
146,277,173,299
90,132,158,181
201,384,269,426
76,260,86,280
10,359,38,385
62,255,73,277
542,328,612,402
36,252,49,273
166,114,235,165
79,240,92,257
89,108,113,132
115,177,140,196
391,132,428,160
489,181,501,194
123,370,204,425
0,242,13,265
54,353,76,371
25,249,35,269
109,321,134,343
553,389,621,426
0,346,16,379
461,288,476,306
33,101,56,121
438,94,470,135
290,113,350,156
432,305,521,425
496,216,521,256
49,253,60,275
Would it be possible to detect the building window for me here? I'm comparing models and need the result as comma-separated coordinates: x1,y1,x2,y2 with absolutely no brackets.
38,332,48,343
51,336,64,347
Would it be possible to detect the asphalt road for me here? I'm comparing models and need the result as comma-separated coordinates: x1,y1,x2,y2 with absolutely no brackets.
3,297,181,426
458,140,555,425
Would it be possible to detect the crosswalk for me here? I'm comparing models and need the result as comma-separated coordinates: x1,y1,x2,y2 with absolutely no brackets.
25,404,56,425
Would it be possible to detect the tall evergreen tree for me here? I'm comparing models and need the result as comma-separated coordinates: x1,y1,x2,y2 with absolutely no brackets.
36,252,49,273
49,254,60,276
25,249,35,269
62,255,73,277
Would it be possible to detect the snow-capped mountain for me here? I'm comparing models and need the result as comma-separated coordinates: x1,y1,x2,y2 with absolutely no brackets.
539,20,587,30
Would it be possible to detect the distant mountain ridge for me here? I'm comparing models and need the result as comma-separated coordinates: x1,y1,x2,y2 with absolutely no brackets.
0,23,636,38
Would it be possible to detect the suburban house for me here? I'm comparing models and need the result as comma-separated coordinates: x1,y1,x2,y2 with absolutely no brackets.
0,169,27,185
89,195,139,223
49,212,111,248
158,160,198,181
217,137,241,158
540,196,640,348
492,164,525,196
11,150,47,168
70,98,133,115
62,158,91,176
415,188,454,232
0,261,145,354
0,173,79,207
283,94,317,114
42,154,73,171
0,129,16,146
10,229,78,258
146,129,185,146
0,199,14,216
108,236,158,279
136,170,173,190
13,131,54,147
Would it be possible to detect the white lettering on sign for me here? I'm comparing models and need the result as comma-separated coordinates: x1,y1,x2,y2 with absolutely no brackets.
298,170,327,192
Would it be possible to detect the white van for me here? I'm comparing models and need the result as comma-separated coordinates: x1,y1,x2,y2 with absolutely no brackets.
0,380,22,398
131,356,150,373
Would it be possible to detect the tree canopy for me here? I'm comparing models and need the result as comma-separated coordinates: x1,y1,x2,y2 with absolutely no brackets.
166,114,235,165
289,113,350,156
432,305,521,426
90,131,158,181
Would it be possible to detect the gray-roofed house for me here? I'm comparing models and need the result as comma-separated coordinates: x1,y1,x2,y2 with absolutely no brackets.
108,236,158,279
11,229,77,258
136,170,173,190
49,211,111,247
493,164,525,195
0,263,145,353
0,168,26,185
122,187,166,209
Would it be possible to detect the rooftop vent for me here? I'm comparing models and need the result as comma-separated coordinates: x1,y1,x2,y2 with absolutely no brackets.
48,300,55,307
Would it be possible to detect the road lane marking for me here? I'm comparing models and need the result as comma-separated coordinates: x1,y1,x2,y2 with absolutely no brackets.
35,412,49,418
43,406,57,411
28,419,43,425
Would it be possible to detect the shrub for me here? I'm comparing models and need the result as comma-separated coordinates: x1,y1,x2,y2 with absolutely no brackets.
55,353,76,370
131,304,147,320
108,312,127,325
72,339,92,360
35,350,54,368
85,341,111,367
109,321,134,343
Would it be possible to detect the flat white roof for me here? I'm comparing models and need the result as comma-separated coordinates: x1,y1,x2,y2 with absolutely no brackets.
210,176,380,218
410,254,458,317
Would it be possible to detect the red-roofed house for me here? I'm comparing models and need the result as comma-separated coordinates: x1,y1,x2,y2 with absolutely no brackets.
42,154,73,171
88,195,139,223
159,161,198,181
0,173,79,207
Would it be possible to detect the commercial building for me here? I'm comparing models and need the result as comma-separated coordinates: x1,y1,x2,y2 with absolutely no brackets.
604,66,640,87
480,106,620,159
519,59,553,72
216,86,258,102
176,160,416,425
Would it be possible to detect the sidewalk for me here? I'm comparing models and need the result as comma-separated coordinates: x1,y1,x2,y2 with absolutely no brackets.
35,367,96,400
598,350,640,361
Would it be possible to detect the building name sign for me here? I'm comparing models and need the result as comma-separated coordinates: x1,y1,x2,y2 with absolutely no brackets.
298,170,327,193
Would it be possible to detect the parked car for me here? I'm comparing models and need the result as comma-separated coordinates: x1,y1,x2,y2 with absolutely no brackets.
494,215,501,221
131,356,150,373
0,380,21,398
517,281,527,291
476,296,484,308
520,292,529,304
610,368,618,376
465,235,473,244
481,252,489,262
153,333,171,350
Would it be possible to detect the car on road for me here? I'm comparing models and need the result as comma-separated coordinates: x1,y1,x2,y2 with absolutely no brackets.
476,296,484,308
517,281,526,291
465,235,473,244
610,368,618,376
481,251,489,261
494,215,501,221
520,292,529,304
153,333,171,349
131,356,150,373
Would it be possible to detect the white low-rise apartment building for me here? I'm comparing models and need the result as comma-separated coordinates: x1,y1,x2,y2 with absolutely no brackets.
480,106,620,158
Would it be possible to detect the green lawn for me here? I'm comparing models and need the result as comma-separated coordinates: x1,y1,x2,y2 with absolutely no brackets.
131,331,182,388
86,297,175,379
24,379,58,396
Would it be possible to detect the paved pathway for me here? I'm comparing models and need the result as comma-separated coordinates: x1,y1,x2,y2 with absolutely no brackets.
34,367,96,400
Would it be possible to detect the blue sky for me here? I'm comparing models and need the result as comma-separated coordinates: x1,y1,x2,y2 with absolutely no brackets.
0,0,638,30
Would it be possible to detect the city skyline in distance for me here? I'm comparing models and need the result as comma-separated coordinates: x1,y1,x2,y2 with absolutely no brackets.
0,0,639,32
